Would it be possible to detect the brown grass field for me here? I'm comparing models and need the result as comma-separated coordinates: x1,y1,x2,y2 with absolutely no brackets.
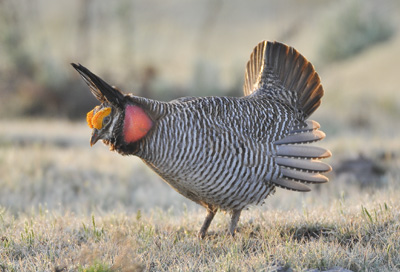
1,118,399,271
1,0,400,271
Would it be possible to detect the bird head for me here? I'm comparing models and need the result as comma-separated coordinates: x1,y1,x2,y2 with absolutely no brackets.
71,63,153,150
86,104,121,146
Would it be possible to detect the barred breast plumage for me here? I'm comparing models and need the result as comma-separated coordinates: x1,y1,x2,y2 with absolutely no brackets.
139,96,290,209
72,40,332,238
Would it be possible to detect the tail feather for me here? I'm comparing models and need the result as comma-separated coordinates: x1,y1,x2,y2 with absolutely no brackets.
302,87,323,118
243,41,323,119
242,41,330,192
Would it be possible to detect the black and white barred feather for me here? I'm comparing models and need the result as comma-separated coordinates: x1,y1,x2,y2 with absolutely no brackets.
73,41,331,237
125,42,331,211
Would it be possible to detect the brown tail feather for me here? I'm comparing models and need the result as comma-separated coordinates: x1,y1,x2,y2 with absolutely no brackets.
243,41,323,119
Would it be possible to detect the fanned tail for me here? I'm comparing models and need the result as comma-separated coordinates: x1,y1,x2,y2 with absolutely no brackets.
243,41,323,119
243,41,331,191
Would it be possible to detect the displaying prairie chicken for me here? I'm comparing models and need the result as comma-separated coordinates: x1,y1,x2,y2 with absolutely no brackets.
72,41,331,238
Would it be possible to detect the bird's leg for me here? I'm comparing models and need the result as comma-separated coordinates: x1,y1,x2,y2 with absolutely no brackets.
198,205,217,239
229,209,242,236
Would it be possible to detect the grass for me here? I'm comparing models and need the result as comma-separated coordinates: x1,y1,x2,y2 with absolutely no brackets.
0,1,399,270
1,119,400,271
1,193,400,271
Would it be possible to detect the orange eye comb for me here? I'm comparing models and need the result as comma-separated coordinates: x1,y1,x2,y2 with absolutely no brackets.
86,108,95,129
86,107,111,130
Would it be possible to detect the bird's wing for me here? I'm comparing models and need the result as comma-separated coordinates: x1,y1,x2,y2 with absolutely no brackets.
271,119,331,192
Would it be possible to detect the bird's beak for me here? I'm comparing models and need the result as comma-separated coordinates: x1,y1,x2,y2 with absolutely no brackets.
90,130,101,146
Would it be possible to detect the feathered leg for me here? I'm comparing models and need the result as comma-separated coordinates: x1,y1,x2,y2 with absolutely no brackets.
198,205,218,239
229,209,242,236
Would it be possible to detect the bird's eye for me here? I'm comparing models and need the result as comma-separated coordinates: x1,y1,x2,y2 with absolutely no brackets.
103,116,111,125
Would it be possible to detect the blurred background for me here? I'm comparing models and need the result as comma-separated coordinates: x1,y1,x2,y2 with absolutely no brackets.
0,0,399,215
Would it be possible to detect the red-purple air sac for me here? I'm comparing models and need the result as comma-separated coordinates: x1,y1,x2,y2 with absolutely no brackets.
123,105,153,143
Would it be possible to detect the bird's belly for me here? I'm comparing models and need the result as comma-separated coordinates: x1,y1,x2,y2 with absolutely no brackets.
143,140,277,211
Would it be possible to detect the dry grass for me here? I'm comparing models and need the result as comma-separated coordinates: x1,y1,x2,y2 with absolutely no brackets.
0,2,399,270
1,190,400,271
1,119,400,271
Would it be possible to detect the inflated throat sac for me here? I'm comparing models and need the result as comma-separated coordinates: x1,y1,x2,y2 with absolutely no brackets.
123,105,153,143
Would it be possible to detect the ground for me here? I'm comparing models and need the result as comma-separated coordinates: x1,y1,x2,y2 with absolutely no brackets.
0,119,399,271
1,1,400,270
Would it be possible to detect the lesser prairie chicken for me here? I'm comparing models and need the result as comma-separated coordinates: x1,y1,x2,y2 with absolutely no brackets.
72,41,331,238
